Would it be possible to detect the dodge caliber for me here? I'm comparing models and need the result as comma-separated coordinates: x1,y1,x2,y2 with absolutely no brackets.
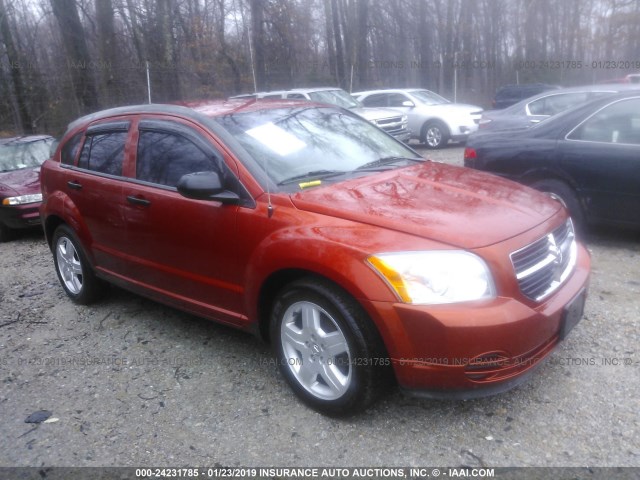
40,100,590,415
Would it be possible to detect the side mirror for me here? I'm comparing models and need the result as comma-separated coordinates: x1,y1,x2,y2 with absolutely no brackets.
177,171,240,204
402,101,415,108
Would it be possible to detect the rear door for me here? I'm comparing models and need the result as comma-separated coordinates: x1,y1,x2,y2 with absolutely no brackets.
560,97,640,225
62,120,133,274
121,118,249,325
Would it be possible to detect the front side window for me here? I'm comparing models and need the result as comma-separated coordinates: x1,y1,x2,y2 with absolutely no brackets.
361,94,388,108
387,93,411,107
568,98,640,145
77,132,126,175
136,130,221,187
410,90,449,105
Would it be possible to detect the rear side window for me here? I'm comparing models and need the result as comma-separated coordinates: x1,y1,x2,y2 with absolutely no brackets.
61,132,84,166
568,98,640,144
528,93,588,116
77,132,127,175
136,131,221,187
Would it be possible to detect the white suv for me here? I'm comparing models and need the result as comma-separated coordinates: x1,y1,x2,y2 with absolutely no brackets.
231,88,411,143
353,89,483,148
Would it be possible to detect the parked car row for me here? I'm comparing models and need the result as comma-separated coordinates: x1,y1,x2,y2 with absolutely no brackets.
231,87,412,143
352,88,483,148
232,87,484,149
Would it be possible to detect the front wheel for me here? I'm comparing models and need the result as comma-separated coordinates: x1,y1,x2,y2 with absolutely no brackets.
530,179,585,233
52,225,106,304
422,120,450,149
270,277,390,415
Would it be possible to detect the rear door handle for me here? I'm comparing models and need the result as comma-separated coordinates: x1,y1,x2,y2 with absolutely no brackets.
126,195,151,206
67,180,82,190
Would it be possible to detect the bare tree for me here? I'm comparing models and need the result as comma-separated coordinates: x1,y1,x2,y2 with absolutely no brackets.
50,0,100,112
0,0,33,132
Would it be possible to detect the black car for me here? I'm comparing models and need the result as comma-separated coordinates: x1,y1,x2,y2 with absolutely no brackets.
492,83,559,109
464,92,640,230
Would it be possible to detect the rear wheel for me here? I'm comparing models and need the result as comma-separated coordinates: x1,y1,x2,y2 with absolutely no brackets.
0,223,15,243
270,277,390,415
52,225,106,304
422,120,450,149
530,179,585,232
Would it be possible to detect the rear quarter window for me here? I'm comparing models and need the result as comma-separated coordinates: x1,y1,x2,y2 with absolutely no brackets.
77,132,127,175
60,132,84,166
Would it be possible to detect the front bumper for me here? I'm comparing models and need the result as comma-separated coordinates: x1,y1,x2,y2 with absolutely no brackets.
365,243,590,398
391,130,412,143
450,122,480,141
0,202,42,229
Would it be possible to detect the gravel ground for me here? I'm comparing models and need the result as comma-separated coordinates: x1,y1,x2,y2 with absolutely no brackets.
1,144,639,468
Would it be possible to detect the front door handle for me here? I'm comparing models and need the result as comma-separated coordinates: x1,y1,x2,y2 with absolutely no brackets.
67,180,82,190
126,195,151,206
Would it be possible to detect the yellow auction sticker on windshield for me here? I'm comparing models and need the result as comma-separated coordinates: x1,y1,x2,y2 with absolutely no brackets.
298,180,322,189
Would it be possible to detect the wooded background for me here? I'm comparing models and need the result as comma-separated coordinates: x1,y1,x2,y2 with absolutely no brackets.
1,0,639,135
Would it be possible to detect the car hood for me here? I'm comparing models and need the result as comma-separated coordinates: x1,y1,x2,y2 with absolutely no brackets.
0,167,41,198
351,107,404,121
289,162,561,249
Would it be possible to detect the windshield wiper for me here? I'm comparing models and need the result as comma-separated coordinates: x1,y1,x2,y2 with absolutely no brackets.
355,156,424,171
277,169,346,185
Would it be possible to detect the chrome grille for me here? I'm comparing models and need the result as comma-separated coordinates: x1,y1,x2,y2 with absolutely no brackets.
375,116,409,137
511,219,577,301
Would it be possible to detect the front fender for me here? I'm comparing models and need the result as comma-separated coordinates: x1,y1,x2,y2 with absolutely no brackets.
243,226,397,316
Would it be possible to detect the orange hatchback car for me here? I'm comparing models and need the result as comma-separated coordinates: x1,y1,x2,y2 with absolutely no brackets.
40,100,590,415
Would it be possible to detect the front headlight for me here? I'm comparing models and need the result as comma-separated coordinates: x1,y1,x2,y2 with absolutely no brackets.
368,251,495,304
2,193,43,206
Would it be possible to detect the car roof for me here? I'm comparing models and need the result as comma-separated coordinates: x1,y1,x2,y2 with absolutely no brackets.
288,87,343,93
501,83,640,113
64,99,326,133
0,135,53,145
353,88,436,96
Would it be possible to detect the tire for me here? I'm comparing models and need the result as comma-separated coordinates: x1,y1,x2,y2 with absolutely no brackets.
422,120,450,149
270,277,391,416
0,223,15,243
52,225,106,304
530,179,586,233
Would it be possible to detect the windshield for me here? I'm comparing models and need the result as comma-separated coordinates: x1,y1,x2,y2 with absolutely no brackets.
215,107,419,189
307,90,361,109
410,90,450,105
0,138,53,172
